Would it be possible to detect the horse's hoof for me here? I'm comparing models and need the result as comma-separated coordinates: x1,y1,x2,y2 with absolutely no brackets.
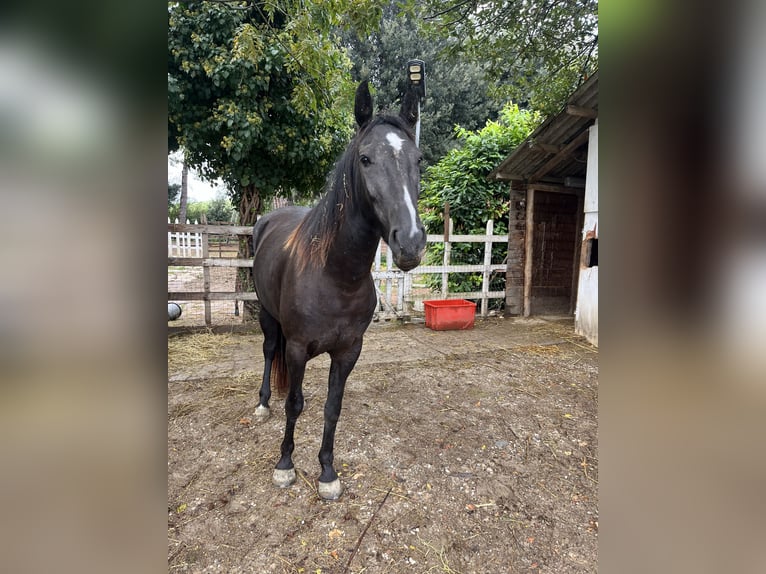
254,405,270,421
272,468,296,488
317,478,343,501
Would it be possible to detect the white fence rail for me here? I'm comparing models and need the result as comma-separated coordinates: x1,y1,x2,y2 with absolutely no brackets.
168,218,202,257
373,218,507,318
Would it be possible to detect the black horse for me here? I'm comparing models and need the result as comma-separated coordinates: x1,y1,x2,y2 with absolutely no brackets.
251,81,426,500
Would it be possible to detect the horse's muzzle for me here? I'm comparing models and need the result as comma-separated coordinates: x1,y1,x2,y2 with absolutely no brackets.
395,255,422,272
389,226,426,272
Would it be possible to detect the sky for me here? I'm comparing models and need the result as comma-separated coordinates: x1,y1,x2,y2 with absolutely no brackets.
167,150,224,203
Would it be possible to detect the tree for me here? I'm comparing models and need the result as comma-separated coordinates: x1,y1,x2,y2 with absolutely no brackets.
409,0,598,116
206,194,236,223
420,102,541,303
179,161,189,222
168,182,180,211
167,151,190,221
168,0,385,319
185,201,210,223
169,1,384,221
342,1,504,167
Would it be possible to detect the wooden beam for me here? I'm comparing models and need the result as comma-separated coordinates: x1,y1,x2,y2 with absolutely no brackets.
168,223,253,235
168,257,253,267
569,193,585,314
494,173,527,181
528,140,561,154
523,188,535,317
527,183,565,194
527,183,585,196
529,129,591,183
566,105,598,119
168,292,260,301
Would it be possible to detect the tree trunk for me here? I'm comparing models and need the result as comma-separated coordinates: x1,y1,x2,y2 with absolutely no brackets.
179,161,189,222
236,184,262,323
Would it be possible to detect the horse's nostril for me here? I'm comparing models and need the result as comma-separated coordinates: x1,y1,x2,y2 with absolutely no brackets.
391,229,399,244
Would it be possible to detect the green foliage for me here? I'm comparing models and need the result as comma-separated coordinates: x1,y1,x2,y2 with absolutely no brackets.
168,182,180,209
206,195,236,223
420,102,541,299
168,1,386,211
408,0,598,116
186,202,210,223
168,192,235,223
169,200,208,223
341,2,504,167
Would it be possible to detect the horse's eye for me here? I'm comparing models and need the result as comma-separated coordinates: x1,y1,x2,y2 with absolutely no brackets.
360,155,371,166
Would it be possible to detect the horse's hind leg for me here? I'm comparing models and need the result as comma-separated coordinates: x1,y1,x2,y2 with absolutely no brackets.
272,341,307,488
255,307,281,421
317,339,363,500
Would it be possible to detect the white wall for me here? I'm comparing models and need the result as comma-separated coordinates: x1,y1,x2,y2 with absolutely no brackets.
575,120,598,346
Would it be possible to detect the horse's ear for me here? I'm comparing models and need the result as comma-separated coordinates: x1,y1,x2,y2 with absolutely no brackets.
400,86,419,128
354,81,373,128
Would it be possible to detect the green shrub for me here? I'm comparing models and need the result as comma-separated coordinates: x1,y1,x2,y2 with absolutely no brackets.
420,103,541,303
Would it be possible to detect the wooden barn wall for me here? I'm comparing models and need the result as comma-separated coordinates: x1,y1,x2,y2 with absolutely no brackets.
530,191,580,314
504,188,527,315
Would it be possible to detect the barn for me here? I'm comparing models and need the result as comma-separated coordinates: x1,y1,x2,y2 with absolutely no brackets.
488,72,598,346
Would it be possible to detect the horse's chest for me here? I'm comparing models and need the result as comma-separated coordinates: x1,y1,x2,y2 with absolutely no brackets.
315,285,375,326
300,314,368,359
290,283,374,346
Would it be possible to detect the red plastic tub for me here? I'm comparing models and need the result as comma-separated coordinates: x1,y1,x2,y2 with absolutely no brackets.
423,299,476,331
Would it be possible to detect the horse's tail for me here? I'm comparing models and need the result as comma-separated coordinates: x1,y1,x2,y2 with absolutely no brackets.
271,329,289,397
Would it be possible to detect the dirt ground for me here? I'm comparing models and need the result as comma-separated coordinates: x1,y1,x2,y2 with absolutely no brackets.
168,316,598,573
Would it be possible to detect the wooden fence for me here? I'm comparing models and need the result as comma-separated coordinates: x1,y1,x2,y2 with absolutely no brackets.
168,219,507,327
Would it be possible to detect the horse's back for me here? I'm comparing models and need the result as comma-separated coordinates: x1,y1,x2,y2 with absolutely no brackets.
253,206,309,251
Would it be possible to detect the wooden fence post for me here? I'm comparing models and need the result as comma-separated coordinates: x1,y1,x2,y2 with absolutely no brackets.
441,217,453,298
374,241,382,314
200,217,211,326
385,241,393,305
194,222,202,258
481,219,494,316
397,272,404,313
402,269,412,315
523,189,535,317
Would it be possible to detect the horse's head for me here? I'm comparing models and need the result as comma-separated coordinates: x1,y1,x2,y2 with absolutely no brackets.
353,81,426,272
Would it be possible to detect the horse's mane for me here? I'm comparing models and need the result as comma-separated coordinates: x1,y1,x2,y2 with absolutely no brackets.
284,113,415,270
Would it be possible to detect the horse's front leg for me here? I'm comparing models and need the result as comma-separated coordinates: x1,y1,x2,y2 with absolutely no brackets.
272,342,306,489
317,340,363,500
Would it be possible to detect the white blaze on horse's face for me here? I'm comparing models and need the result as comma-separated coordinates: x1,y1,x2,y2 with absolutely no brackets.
386,131,404,155
359,123,426,271
385,132,418,237
402,184,419,239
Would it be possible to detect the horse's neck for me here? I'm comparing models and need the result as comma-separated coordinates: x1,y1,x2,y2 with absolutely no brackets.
319,191,380,281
